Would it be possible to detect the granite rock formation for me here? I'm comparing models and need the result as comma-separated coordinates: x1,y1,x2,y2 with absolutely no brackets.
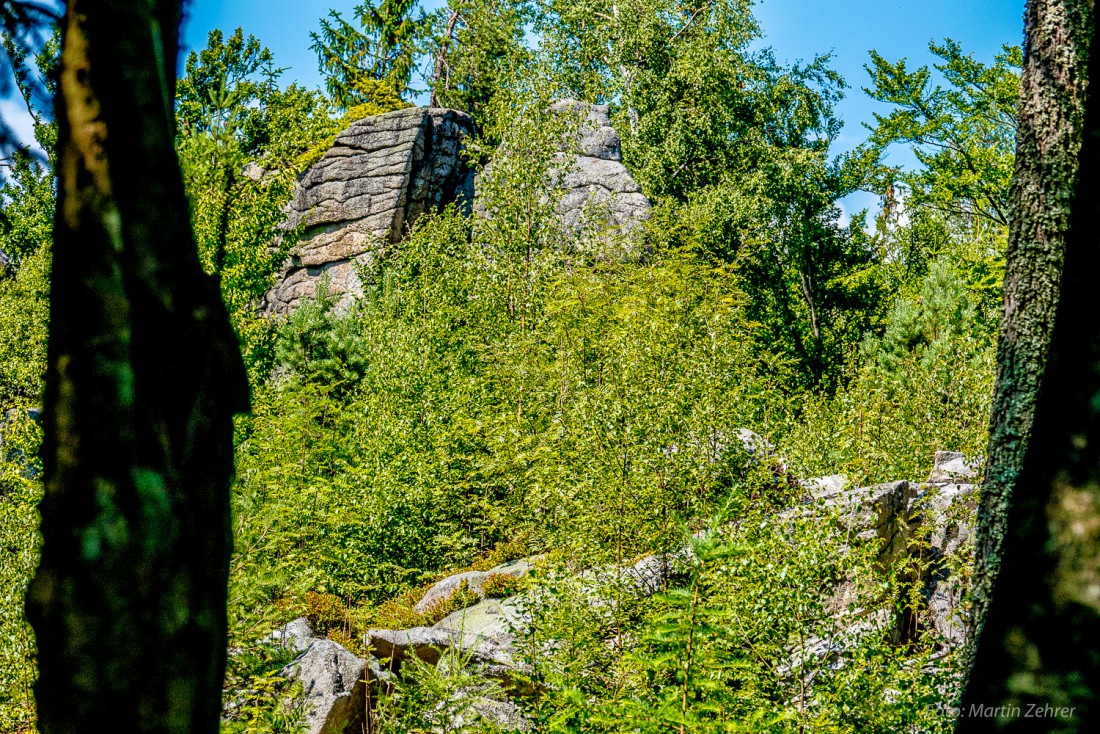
253,444,978,733
264,107,475,315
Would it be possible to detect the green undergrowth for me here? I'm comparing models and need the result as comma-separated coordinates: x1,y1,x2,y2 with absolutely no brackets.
215,202,993,731
222,643,306,734
0,200,997,732
370,494,970,733
0,410,42,734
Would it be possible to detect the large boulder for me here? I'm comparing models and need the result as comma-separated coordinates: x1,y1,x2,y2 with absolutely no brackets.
265,102,653,315
817,480,915,568
434,597,524,650
265,107,476,314
279,639,369,734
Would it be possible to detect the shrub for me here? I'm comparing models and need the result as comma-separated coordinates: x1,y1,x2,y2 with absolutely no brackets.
222,644,306,734
0,410,42,734
779,258,996,485
371,599,429,631
481,573,528,599
421,581,482,625
0,248,49,408
302,591,352,636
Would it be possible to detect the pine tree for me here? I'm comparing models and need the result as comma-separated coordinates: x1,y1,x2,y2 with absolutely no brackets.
311,0,425,110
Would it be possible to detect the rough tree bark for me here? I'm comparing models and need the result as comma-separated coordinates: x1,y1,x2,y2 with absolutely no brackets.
25,1,249,733
960,0,1099,729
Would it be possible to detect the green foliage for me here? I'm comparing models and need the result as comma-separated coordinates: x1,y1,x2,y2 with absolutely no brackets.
302,590,355,637
481,573,527,598
0,246,48,408
422,580,483,624
0,11,56,157
374,649,514,733
783,258,996,485
372,597,429,630
221,644,306,734
0,411,42,733
274,284,374,398
311,0,426,109
425,0,531,121
0,82,53,408
177,28,280,140
226,203,787,639
0,149,52,269
865,39,1021,234
513,508,960,733
178,29,337,381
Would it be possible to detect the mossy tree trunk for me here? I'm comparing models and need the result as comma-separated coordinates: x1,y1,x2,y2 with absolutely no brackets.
960,0,1100,728
25,2,249,733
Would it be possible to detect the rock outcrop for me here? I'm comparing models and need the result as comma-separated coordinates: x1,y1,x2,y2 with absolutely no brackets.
792,455,979,675
264,107,476,315
265,101,653,316
266,616,317,653
265,618,379,734
547,99,652,234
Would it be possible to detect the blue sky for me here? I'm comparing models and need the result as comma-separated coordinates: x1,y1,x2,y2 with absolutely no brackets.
181,0,1025,217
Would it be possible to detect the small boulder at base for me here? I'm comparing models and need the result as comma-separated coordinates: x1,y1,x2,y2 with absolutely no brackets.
804,475,848,498
433,597,524,650
280,639,368,734
414,556,537,614
414,570,488,615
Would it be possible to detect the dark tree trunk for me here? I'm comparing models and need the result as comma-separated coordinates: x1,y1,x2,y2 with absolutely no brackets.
24,2,249,733
960,0,1100,729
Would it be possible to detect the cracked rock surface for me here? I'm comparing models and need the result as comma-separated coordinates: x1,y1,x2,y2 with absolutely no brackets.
264,107,475,315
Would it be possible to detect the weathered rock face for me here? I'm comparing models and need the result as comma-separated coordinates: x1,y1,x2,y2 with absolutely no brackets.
928,450,978,483
799,467,978,656
548,99,652,234
266,616,318,653
264,107,476,314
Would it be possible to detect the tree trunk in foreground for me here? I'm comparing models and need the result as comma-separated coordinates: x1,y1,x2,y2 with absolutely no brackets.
960,0,1099,729
25,2,249,733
